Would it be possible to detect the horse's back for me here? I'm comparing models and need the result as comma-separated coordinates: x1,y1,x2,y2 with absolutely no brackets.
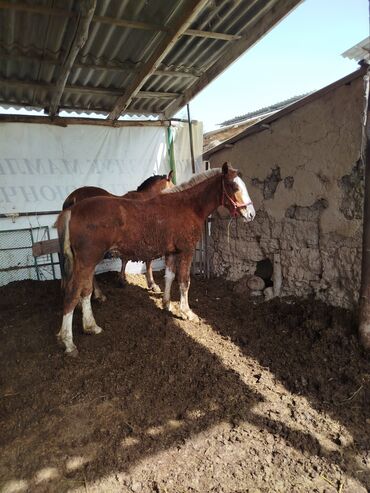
63,186,112,210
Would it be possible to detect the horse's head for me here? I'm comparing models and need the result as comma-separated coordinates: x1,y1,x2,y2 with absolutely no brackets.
221,162,256,222
137,171,175,196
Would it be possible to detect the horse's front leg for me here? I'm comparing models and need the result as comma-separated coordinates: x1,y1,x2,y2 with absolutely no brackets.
145,260,161,293
163,254,176,312
178,252,199,323
118,258,127,287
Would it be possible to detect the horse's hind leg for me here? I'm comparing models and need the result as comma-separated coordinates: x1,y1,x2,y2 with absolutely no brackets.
57,280,82,356
81,293,103,335
79,266,103,335
162,254,176,312
93,276,107,302
145,260,161,293
178,252,199,323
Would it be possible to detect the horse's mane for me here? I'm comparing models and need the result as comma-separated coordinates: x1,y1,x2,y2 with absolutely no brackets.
163,168,221,194
137,174,167,192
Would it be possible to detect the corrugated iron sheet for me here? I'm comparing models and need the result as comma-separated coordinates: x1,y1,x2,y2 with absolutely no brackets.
342,37,370,63
0,0,301,118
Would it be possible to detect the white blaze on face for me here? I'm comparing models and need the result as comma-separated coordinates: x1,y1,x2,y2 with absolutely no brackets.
234,176,256,222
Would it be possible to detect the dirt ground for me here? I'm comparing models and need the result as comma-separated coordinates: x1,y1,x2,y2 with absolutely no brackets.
0,271,369,493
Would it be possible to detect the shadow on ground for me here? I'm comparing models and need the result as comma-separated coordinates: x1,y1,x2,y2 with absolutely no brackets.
0,272,369,492
191,275,370,491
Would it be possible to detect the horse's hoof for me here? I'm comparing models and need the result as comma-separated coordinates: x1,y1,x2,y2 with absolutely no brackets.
149,283,161,293
179,310,200,323
84,325,103,335
95,294,107,303
56,334,65,348
118,280,126,288
163,301,172,312
65,347,79,357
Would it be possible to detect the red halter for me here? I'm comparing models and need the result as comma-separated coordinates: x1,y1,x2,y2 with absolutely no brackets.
221,177,252,217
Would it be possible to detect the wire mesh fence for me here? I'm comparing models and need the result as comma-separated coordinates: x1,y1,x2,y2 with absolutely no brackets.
0,220,210,286
0,226,59,285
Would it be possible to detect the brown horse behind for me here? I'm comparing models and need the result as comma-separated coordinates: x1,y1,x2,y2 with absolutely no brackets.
56,163,255,355
62,172,174,299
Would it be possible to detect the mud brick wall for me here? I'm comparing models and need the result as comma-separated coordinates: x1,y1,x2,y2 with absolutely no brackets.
208,76,365,308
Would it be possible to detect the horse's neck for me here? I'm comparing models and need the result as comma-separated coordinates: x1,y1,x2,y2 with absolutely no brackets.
182,174,221,220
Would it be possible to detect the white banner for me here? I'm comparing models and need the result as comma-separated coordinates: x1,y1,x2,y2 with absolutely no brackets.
0,123,169,214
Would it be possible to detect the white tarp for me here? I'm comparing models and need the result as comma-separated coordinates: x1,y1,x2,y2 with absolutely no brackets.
173,121,204,183
0,124,169,214
0,120,203,285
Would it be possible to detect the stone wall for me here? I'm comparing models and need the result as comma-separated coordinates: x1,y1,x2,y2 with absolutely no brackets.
208,75,365,308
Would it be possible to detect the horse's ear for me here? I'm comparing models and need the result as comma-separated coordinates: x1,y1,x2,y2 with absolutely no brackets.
167,170,174,182
222,162,229,175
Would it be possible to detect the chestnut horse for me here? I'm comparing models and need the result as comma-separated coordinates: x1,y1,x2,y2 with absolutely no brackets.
62,172,174,299
56,163,255,355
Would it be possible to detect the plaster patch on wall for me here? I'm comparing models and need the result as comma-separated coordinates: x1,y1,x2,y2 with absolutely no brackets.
284,176,294,189
339,160,364,220
285,198,328,221
252,166,282,199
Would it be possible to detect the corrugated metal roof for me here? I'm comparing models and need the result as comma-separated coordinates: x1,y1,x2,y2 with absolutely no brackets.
0,0,301,120
342,37,370,63
219,92,312,126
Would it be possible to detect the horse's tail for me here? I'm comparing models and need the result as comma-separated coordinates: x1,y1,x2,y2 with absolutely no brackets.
62,195,75,211
56,210,74,288
52,195,75,228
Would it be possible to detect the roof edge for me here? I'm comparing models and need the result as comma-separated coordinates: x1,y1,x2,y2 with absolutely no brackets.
0,114,171,127
204,63,369,159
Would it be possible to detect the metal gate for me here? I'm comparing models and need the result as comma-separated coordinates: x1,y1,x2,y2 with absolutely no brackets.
191,218,211,278
0,226,59,285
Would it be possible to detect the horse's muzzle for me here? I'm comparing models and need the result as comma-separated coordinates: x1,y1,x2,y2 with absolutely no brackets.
240,204,256,222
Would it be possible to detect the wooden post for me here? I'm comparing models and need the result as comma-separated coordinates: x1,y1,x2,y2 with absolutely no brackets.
48,0,96,116
359,67,370,349
187,103,196,174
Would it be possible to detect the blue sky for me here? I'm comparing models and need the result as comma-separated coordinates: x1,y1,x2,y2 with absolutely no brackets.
176,0,369,132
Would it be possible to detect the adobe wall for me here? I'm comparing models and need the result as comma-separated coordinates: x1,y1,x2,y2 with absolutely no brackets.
208,76,365,308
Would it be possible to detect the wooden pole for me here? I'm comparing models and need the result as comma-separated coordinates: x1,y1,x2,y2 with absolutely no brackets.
48,0,96,116
108,0,210,120
187,103,196,174
359,66,370,349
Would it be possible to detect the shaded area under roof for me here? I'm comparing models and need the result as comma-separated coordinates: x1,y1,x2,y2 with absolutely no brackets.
0,0,301,121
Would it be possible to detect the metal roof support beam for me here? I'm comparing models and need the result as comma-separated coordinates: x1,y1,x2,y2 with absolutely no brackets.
0,51,201,79
0,1,240,42
164,0,302,118
0,114,170,127
0,78,179,100
107,0,210,120
0,1,74,17
184,29,241,41
48,0,96,116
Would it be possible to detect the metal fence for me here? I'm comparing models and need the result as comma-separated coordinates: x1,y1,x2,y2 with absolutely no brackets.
191,219,211,279
0,226,59,285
